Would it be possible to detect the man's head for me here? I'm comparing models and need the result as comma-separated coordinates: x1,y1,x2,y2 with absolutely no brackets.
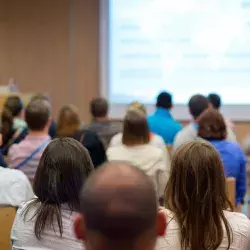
90,98,109,120
74,162,166,250
207,93,221,110
25,99,51,132
156,92,172,110
188,94,209,120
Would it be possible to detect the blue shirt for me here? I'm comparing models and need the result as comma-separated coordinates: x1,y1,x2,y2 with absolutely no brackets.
210,140,247,205
148,108,182,145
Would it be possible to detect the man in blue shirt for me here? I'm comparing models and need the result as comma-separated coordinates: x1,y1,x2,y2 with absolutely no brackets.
148,92,182,145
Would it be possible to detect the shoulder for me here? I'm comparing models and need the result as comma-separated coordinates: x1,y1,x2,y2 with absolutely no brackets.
110,133,122,145
224,211,250,235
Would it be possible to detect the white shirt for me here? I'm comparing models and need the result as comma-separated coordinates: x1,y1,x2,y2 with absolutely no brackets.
107,144,170,198
156,209,250,250
110,132,167,152
0,167,34,207
11,201,82,250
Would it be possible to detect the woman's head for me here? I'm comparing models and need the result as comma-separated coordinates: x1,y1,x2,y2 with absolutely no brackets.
30,137,94,239
122,110,150,146
4,95,24,117
197,108,227,140
127,101,147,115
165,141,232,250
1,96,24,143
57,105,81,137
34,137,93,206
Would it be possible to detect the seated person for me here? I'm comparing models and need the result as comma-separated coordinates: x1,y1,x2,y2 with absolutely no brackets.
148,91,182,145
107,109,170,199
0,166,33,207
8,99,51,182
197,109,246,209
74,162,166,250
30,93,57,138
157,141,250,250
173,94,236,151
57,105,106,168
208,93,235,132
1,95,27,155
83,97,121,149
110,101,166,152
11,138,94,250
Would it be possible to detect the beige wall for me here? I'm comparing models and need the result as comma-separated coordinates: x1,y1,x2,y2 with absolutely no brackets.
0,0,99,121
0,0,250,140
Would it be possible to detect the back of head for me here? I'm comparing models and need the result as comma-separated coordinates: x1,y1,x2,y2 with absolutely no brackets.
208,93,221,109
197,109,227,140
127,101,147,115
57,105,81,137
31,93,50,102
29,137,94,239
156,91,172,110
188,94,209,119
122,110,150,146
25,99,51,131
4,95,24,117
90,98,108,119
165,141,232,250
77,162,162,250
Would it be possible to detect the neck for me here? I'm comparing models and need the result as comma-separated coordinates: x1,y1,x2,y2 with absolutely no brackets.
29,130,48,136
94,116,108,122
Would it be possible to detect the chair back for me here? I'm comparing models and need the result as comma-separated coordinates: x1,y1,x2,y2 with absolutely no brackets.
0,207,16,250
226,177,236,211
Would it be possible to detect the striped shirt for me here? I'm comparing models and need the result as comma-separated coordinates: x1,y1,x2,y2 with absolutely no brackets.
8,135,51,181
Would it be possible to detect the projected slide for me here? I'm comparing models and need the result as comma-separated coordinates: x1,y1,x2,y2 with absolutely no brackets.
109,0,250,104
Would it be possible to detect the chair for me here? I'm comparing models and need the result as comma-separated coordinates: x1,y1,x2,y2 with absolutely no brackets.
226,177,236,211
0,207,16,250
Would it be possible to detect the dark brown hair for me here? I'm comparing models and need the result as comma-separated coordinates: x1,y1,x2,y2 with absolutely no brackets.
90,97,108,118
1,95,24,143
122,110,150,146
197,109,227,140
188,94,209,119
25,99,51,131
24,137,94,239
165,141,232,250
57,105,81,137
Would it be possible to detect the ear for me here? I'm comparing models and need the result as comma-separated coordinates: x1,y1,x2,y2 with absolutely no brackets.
74,214,86,240
156,210,167,237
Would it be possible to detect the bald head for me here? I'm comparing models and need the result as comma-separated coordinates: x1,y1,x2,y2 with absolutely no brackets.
76,162,162,250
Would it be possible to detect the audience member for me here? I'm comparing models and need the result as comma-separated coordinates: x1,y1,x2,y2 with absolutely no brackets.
173,94,236,151
148,92,182,145
83,97,122,149
107,109,169,199
0,166,33,207
208,92,235,131
157,141,250,250
110,101,166,152
1,95,27,154
11,138,94,250
8,99,51,182
74,162,166,250
197,109,246,209
57,105,107,168
30,93,57,138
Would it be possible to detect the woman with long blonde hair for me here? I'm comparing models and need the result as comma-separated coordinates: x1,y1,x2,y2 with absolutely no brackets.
157,141,250,250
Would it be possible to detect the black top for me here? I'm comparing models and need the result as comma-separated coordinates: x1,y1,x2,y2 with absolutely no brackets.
74,129,107,168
